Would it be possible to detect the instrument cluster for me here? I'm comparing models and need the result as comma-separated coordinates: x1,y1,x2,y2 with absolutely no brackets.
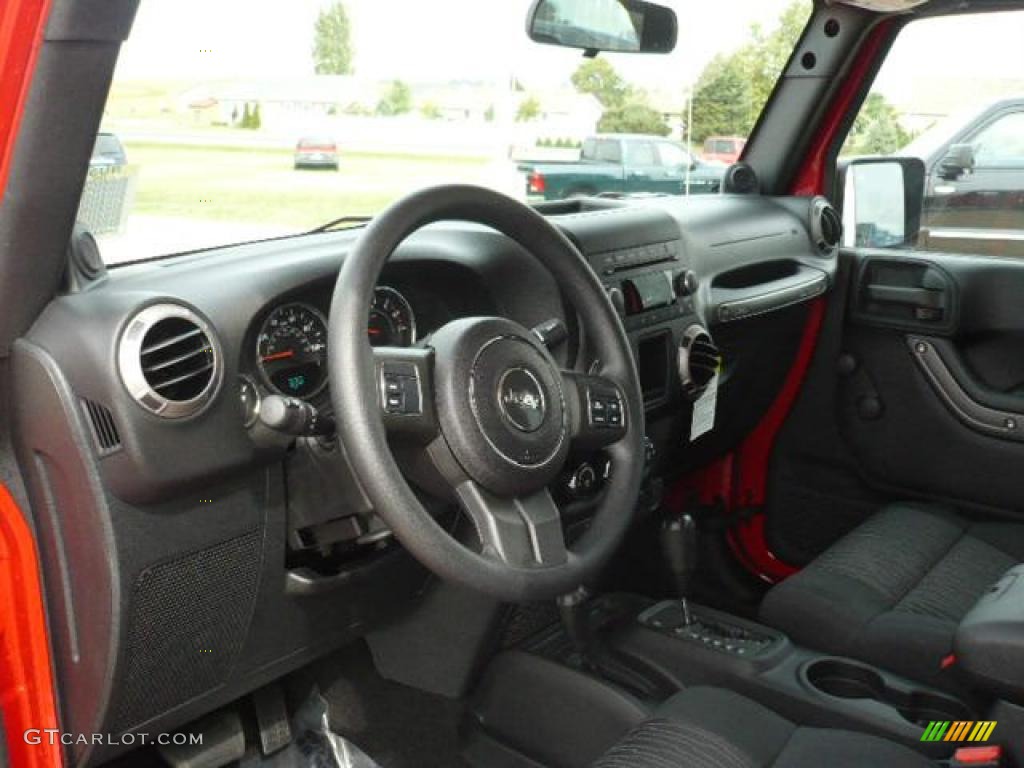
255,286,417,400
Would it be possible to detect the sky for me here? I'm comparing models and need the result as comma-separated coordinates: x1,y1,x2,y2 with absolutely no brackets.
114,1,1024,111
114,0,806,90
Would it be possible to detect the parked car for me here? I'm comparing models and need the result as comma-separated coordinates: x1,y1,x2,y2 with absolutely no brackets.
898,97,1024,257
294,136,339,170
701,135,746,164
519,133,725,201
90,132,127,169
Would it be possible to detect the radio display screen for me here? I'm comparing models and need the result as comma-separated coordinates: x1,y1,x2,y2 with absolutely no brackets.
627,272,674,313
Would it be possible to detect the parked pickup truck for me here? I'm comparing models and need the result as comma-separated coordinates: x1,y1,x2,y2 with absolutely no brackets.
520,133,726,201
898,97,1024,258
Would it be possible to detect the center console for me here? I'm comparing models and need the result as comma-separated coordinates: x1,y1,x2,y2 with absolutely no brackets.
639,600,781,659
614,597,977,759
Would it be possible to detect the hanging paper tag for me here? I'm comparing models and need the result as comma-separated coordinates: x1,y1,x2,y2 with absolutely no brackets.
690,373,718,442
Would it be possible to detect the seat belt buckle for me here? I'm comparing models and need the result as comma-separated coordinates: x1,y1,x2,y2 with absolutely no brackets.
951,745,1003,768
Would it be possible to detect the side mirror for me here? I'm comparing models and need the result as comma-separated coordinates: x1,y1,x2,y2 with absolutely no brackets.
526,0,677,55
939,143,975,179
836,157,926,249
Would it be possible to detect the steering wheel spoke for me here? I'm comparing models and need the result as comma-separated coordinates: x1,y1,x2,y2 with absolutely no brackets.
563,371,629,449
374,346,438,438
455,481,567,567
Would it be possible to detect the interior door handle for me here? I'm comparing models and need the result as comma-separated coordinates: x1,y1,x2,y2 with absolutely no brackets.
866,284,946,309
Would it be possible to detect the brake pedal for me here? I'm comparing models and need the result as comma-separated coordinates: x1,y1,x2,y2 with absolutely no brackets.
252,683,293,756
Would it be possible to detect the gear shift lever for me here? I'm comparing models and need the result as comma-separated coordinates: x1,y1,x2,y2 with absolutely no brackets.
557,586,598,668
660,513,698,626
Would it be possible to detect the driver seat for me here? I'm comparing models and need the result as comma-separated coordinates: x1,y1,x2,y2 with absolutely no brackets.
592,687,931,767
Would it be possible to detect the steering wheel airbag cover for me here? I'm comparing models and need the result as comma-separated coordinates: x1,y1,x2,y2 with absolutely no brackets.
431,317,568,496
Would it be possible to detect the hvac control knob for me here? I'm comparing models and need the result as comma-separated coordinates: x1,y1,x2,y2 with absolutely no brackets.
675,270,699,297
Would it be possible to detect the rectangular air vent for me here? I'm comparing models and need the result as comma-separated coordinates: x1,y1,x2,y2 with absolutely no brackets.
81,398,122,455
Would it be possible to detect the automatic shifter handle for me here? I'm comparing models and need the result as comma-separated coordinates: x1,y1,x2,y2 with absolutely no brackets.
556,586,598,669
661,513,698,626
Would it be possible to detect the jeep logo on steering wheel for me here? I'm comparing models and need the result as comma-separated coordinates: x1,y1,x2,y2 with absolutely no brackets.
498,368,547,433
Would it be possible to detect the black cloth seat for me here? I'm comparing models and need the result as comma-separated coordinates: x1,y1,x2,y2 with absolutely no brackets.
593,687,931,767
760,503,1024,687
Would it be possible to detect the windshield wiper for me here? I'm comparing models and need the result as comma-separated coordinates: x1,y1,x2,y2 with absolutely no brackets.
308,215,372,234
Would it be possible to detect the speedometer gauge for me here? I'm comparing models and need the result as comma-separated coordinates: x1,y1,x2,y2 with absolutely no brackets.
257,303,328,398
368,286,416,347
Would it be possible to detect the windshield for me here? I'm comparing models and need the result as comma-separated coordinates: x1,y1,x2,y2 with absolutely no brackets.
85,0,810,264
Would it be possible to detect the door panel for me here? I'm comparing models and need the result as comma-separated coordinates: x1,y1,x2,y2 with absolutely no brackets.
766,248,1024,565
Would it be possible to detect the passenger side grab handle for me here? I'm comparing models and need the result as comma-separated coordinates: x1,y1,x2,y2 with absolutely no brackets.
865,284,946,311
853,258,956,333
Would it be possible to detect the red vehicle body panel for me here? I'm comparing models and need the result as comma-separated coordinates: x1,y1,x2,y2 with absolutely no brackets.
1,1,63,766
674,19,897,583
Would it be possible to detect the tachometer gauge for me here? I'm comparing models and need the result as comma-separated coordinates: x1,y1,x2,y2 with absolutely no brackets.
368,286,416,347
257,303,328,398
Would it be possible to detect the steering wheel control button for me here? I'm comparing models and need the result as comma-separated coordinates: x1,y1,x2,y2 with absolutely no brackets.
380,363,421,415
588,388,625,429
499,368,547,433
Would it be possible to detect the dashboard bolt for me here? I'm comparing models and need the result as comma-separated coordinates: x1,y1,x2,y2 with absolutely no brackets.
915,342,928,354
1006,418,1017,430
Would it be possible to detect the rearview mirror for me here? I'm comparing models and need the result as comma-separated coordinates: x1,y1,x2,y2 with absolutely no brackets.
939,143,975,179
837,157,926,249
526,0,678,55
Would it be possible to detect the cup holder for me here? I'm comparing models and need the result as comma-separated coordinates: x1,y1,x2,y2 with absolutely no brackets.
897,691,972,727
806,659,886,700
805,658,971,727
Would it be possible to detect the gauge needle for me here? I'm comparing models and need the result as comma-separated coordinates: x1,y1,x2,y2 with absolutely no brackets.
262,350,295,362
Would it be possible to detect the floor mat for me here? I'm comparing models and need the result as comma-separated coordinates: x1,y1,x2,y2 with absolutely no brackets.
292,642,468,768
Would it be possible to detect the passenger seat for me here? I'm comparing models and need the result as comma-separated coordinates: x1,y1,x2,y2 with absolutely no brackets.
759,503,1024,687
593,686,932,767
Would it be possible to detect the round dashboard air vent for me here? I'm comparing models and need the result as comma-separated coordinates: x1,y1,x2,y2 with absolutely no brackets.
678,325,722,401
118,304,222,419
811,197,842,253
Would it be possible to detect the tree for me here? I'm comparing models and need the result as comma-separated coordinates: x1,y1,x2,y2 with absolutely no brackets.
484,104,495,122
312,2,354,75
250,103,262,130
240,103,252,129
688,0,809,142
690,54,755,143
516,96,542,122
571,58,632,109
598,103,670,136
842,93,912,155
376,80,412,116
420,101,442,120
570,57,670,136
740,0,809,111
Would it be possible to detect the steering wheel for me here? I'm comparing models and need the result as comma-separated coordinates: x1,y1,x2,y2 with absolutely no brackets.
328,185,644,602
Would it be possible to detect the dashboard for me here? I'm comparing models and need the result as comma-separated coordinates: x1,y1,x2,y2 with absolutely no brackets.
11,192,839,763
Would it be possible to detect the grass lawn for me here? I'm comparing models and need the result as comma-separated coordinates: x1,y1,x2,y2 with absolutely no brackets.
123,142,495,228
